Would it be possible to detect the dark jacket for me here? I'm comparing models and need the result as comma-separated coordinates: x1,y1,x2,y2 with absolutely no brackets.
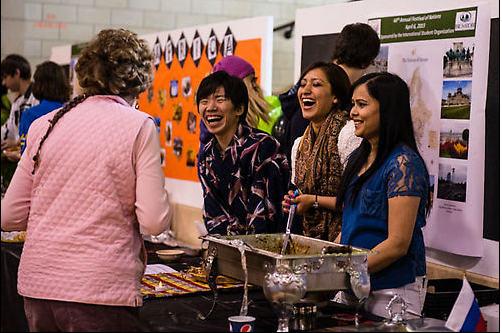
274,83,309,167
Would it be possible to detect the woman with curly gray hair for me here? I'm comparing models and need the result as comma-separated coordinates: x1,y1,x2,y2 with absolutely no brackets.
1,29,172,332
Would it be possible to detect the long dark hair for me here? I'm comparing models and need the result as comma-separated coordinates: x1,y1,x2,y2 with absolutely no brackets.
335,72,431,213
32,61,70,103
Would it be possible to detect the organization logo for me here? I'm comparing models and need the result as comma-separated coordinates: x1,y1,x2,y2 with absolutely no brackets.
455,10,476,31
459,12,471,22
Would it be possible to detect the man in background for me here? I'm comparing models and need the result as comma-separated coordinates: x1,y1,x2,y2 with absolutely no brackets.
1,54,39,151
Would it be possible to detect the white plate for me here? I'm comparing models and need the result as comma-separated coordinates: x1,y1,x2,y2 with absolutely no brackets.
156,249,184,261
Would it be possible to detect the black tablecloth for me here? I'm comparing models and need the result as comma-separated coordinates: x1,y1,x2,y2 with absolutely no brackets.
142,242,279,331
1,241,381,332
1,241,29,332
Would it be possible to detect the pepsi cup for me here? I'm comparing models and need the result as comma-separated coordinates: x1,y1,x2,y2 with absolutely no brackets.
228,315,255,332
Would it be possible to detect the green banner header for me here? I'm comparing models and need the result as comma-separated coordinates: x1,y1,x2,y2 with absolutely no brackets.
369,6,477,43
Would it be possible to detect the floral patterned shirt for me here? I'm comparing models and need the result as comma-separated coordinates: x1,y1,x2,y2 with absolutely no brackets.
198,123,290,235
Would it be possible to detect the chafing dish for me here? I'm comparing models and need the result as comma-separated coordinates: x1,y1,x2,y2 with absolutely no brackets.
201,233,374,292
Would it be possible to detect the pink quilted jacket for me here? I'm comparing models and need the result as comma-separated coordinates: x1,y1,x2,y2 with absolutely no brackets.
7,95,170,307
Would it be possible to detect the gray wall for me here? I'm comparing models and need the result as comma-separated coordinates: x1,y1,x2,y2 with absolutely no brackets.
1,0,349,94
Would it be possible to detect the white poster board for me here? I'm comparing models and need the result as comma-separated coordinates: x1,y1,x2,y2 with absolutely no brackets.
295,0,491,257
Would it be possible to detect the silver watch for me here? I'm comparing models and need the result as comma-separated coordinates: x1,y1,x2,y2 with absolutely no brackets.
313,195,319,208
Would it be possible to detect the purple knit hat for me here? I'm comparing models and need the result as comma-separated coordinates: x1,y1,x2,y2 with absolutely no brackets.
212,55,255,79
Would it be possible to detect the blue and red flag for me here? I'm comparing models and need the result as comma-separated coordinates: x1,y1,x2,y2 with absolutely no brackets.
445,277,487,332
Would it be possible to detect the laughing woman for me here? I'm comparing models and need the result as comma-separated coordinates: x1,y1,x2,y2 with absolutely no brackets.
282,62,354,242
334,72,431,319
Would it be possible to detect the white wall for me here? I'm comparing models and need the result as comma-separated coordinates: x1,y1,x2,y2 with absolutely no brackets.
1,0,350,94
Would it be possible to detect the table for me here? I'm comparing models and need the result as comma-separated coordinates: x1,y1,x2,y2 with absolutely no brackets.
1,241,28,332
1,240,381,332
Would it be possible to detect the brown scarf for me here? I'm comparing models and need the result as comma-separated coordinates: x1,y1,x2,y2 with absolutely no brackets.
294,110,349,241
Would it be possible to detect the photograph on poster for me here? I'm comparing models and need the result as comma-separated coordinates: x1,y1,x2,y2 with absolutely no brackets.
160,148,166,168
441,80,471,119
170,79,179,98
437,162,467,202
158,88,166,109
439,123,469,160
186,147,196,167
187,112,197,133
173,138,183,158
443,41,474,78
182,76,192,98
366,45,389,73
165,120,173,147
172,103,182,122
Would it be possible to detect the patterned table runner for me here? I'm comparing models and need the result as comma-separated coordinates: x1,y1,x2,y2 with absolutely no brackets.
141,273,244,298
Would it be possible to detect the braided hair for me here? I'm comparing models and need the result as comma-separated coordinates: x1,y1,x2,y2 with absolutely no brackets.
32,94,88,174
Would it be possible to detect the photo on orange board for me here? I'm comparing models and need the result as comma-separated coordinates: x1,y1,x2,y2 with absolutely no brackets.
182,76,192,98
173,138,183,158
186,147,196,167
172,103,182,122
187,112,197,133
165,120,173,147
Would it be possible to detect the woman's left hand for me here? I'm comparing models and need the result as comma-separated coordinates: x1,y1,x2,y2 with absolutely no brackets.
282,190,297,214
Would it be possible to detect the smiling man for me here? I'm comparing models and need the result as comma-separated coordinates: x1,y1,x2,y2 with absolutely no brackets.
196,71,290,235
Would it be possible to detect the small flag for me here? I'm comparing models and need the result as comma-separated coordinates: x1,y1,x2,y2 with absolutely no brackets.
445,277,487,332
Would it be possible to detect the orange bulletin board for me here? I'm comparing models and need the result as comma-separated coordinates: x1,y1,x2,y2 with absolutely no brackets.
137,39,262,182
138,18,272,184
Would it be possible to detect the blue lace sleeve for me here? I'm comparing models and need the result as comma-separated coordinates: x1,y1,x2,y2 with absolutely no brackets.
386,151,428,199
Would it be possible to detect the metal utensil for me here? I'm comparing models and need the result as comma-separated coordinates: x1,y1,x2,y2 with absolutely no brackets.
281,204,296,255
281,190,299,255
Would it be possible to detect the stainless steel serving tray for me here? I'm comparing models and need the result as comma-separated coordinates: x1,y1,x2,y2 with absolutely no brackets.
201,233,374,292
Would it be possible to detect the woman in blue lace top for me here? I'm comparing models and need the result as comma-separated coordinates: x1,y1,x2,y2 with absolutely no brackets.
334,72,431,319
